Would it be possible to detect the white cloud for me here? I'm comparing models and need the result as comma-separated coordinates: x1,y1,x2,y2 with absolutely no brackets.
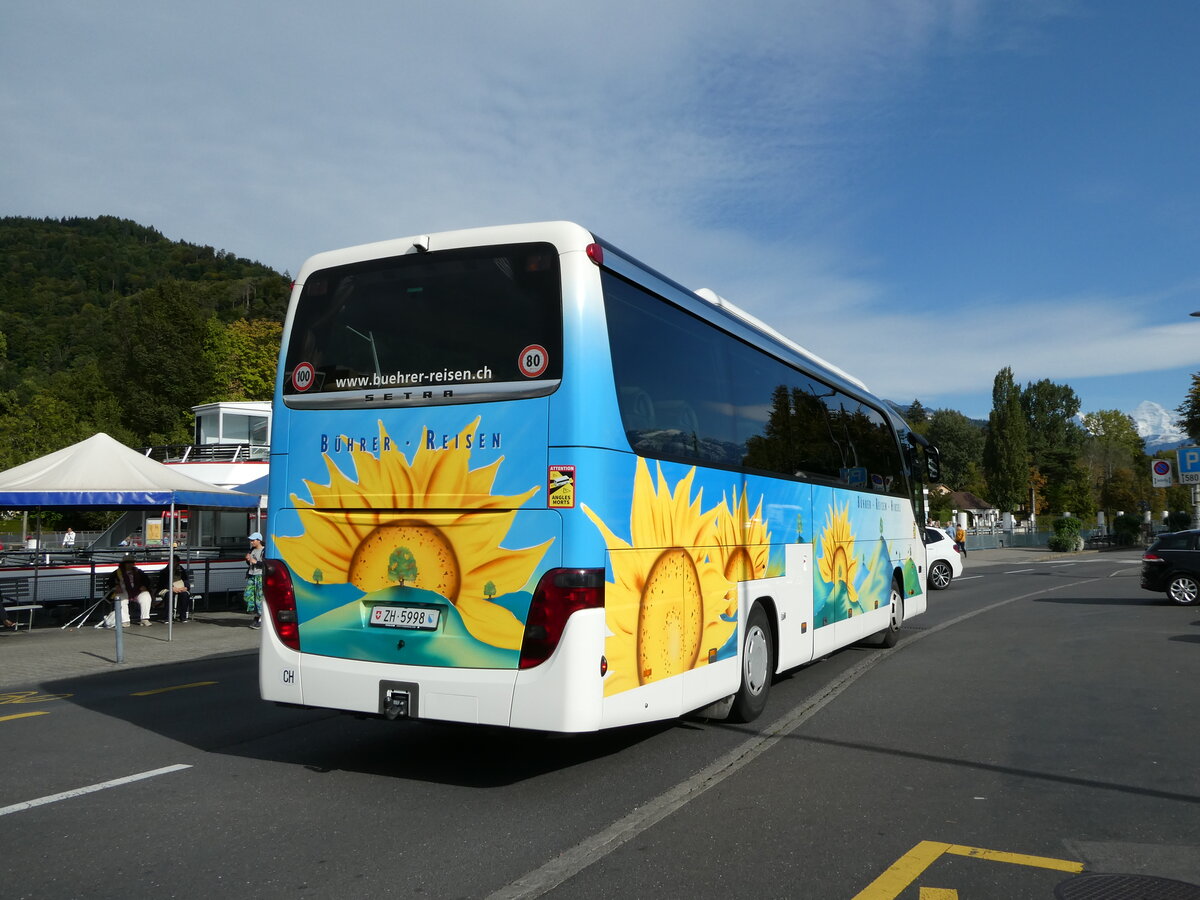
2,0,1192,421
2,0,993,265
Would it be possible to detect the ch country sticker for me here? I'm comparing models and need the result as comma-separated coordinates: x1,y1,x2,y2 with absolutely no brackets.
548,466,575,508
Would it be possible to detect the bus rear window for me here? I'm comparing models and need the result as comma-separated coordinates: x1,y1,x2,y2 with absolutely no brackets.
282,243,562,408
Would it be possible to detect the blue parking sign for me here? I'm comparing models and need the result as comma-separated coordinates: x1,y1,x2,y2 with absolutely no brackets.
1178,446,1200,484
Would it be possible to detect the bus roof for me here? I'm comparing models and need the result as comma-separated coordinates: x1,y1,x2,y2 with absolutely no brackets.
691,288,870,393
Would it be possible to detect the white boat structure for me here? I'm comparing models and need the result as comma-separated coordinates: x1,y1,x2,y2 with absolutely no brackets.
143,401,271,492
0,403,272,616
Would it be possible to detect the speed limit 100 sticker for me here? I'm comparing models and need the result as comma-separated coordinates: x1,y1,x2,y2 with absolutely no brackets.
291,361,315,392
518,344,549,378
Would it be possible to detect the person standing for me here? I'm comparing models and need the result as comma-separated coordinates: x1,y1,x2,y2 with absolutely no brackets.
954,524,967,556
244,532,265,628
62,527,76,549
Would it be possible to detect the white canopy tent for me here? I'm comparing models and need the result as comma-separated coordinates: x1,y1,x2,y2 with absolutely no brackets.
0,433,262,509
0,433,260,655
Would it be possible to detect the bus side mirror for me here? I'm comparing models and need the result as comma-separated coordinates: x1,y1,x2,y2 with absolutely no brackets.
905,432,941,483
926,446,942,482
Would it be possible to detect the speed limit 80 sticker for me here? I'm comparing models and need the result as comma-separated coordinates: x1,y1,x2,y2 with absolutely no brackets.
518,345,549,378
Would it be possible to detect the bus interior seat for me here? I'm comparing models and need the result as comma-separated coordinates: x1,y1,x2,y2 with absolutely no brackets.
618,387,656,431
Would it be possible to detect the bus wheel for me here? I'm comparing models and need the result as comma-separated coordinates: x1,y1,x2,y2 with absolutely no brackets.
729,604,774,723
878,580,904,648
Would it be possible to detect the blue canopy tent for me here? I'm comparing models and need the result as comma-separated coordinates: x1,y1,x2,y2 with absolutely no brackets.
0,433,260,653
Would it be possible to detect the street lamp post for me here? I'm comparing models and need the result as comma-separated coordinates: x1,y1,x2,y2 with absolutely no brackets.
1189,313,1199,525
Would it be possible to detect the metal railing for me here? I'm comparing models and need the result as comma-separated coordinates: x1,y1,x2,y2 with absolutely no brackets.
0,552,249,611
140,443,269,463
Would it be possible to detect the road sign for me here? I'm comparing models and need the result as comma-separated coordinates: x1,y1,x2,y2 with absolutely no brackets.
1178,446,1200,485
1152,459,1173,488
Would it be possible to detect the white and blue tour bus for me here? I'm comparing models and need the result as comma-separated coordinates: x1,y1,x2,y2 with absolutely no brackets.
259,222,939,732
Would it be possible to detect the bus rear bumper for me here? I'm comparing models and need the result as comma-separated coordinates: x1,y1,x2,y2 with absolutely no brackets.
259,609,607,732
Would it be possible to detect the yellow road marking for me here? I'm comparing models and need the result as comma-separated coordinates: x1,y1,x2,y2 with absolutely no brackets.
945,843,1084,873
0,711,50,723
854,841,951,899
0,690,72,704
853,841,1084,900
920,889,958,899
131,681,217,696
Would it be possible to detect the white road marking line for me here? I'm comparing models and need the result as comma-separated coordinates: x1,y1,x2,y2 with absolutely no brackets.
488,577,1099,900
0,764,191,817
1004,568,1035,574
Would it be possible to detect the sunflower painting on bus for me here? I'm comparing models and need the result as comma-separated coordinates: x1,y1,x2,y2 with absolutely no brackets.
582,460,770,697
813,491,921,627
714,486,773,603
274,417,552,655
815,499,861,625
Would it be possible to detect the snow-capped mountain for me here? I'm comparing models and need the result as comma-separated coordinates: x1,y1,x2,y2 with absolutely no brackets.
1130,400,1189,452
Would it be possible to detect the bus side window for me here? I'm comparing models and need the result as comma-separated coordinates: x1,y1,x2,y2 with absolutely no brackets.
654,400,699,438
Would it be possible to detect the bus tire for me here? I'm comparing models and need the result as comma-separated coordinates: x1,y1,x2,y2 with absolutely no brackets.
877,579,904,648
729,603,774,723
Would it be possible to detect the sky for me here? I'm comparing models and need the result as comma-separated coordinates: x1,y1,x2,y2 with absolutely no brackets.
2,0,1198,426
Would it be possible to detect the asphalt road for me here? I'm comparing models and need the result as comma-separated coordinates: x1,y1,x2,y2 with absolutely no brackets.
2,549,1197,899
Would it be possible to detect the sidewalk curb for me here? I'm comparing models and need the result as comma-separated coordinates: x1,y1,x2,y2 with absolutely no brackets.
1,613,262,692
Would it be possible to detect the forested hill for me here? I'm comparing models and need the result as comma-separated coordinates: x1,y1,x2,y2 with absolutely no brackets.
0,216,290,468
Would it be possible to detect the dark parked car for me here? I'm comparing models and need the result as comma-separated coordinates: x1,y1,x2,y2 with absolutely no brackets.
1140,529,1200,605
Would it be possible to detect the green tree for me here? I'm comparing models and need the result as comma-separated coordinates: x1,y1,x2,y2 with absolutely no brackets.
982,367,1028,513
1082,409,1147,526
1045,461,1096,521
960,460,991,499
0,391,96,470
109,281,217,443
1177,372,1200,443
905,399,929,430
1082,410,1145,478
206,318,282,401
1099,469,1146,532
1021,379,1085,474
925,409,985,489
0,215,288,399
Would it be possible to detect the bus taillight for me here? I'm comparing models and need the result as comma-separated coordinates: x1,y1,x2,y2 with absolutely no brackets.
263,559,300,651
519,568,605,669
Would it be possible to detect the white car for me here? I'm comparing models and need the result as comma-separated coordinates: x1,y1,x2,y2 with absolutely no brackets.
924,526,964,590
